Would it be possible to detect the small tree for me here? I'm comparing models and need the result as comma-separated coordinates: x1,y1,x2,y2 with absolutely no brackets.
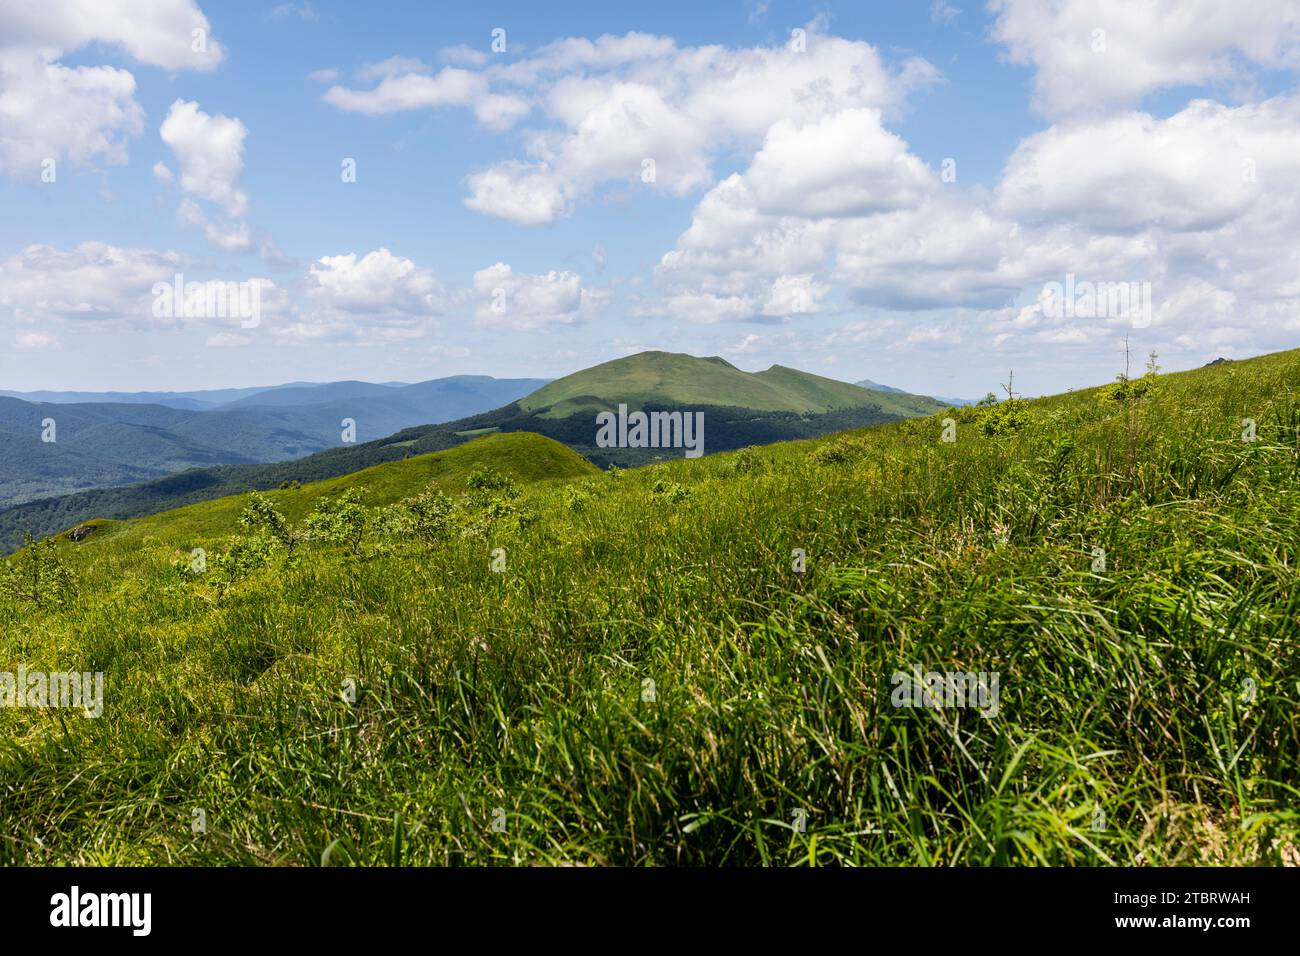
238,492,303,556
0,532,74,608
978,371,1032,436
304,488,371,555
386,488,456,545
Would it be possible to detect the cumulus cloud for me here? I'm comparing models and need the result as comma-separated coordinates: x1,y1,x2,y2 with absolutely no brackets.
323,24,939,225
0,0,222,175
286,248,456,342
472,262,604,329
160,99,252,251
462,161,570,226
160,99,249,217
997,97,1300,233
0,242,282,333
308,248,451,313
0,56,143,173
740,108,934,219
652,105,957,320
990,0,1300,117
323,60,530,130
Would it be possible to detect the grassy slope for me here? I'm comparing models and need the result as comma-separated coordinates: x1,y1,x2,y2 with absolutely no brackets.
64,432,597,551
519,350,940,417
2,353,1299,865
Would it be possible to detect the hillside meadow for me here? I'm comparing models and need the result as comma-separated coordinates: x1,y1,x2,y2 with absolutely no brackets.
1,351,1298,865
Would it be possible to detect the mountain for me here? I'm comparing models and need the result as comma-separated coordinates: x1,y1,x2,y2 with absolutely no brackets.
0,375,549,414
220,380,401,408
0,375,549,508
0,352,946,549
854,377,973,407
0,384,302,410
525,351,928,416
854,377,907,395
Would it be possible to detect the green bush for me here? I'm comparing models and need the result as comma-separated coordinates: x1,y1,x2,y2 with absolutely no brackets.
303,488,371,556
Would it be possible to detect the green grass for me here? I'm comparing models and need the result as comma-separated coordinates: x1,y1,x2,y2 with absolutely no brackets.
519,349,944,417
2,352,1298,866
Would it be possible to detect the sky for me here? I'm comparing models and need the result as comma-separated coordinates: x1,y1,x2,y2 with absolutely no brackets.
2,0,1299,399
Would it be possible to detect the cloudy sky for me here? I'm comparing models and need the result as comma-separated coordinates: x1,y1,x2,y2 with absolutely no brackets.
2,0,1299,398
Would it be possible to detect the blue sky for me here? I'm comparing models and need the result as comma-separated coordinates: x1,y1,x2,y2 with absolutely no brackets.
3,0,1299,398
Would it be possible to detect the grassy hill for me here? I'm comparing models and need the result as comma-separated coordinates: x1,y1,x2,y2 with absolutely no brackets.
521,350,939,418
2,348,1298,865
53,432,595,552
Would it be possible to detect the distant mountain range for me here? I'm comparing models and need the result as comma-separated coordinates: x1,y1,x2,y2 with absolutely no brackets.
0,352,957,550
0,376,548,507
854,378,973,407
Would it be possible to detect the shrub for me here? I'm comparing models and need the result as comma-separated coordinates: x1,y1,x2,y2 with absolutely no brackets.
563,487,595,512
651,478,691,502
726,446,766,475
212,532,277,596
304,488,371,556
0,532,74,608
811,436,870,464
979,398,1034,436
385,488,456,546
238,492,302,555
466,468,517,496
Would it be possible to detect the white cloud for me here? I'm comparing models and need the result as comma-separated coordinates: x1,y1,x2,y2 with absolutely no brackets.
354,56,431,83
997,97,1300,233
160,99,252,251
328,24,939,225
178,198,252,252
323,64,529,131
0,0,224,72
761,275,829,317
160,99,248,217
463,161,570,226
0,1,223,175
0,242,282,333
652,106,957,320
990,0,1300,117
0,56,143,173
651,292,757,324
290,248,455,341
307,68,338,83
472,262,603,329
0,242,181,325
742,108,934,218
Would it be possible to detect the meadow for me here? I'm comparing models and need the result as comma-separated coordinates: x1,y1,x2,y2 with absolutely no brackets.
1,350,1298,865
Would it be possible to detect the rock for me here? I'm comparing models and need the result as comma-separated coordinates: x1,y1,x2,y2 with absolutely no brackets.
67,525,94,542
